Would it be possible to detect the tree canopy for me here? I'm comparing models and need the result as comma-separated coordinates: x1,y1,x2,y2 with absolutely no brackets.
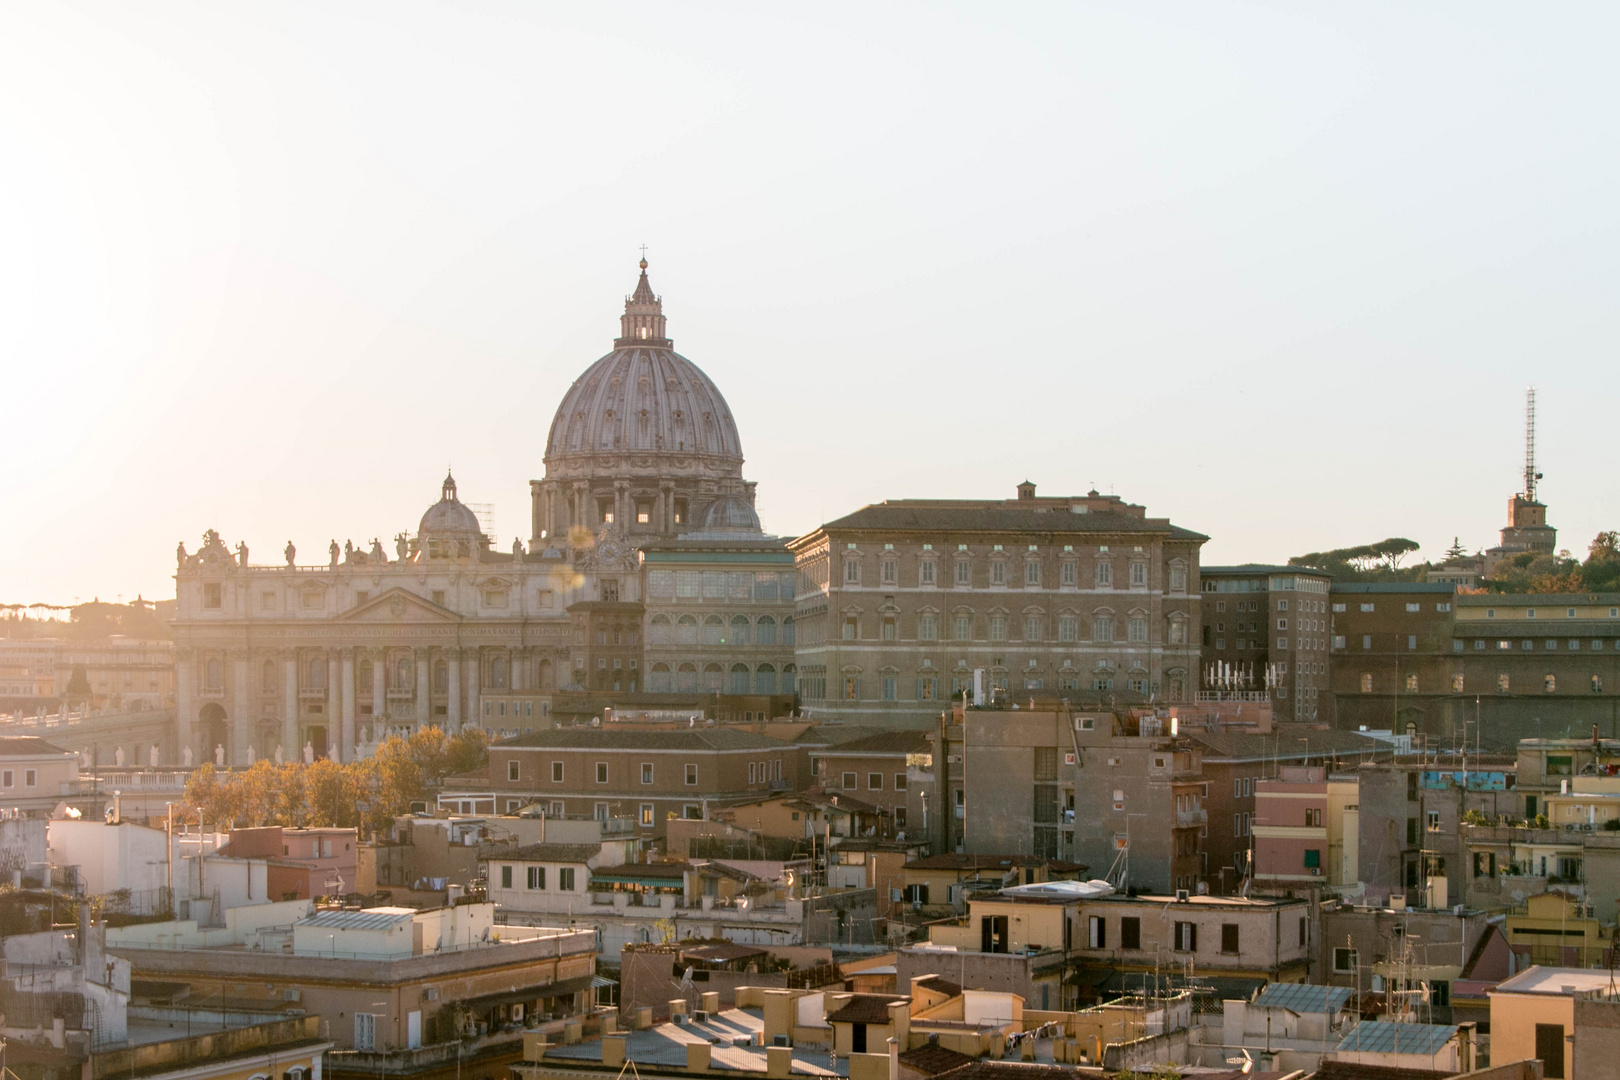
181,726,489,835
1482,531,1620,594
1289,538,1423,582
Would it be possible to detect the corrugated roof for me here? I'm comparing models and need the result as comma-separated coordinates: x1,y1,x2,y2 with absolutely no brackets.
498,728,786,751
496,843,600,864
1203,564,1332,577
1335,1021,1457,1057
1187,730,1389,762
825,993,909,1025
298,907,414,930
1252,982,1353,1014
817,730,930,756
816,504,1206,541
898,1045,978,1075
0,737,69,755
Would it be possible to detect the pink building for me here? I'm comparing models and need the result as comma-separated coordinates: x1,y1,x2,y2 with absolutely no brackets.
1252,767,1358,887
224,826,359,900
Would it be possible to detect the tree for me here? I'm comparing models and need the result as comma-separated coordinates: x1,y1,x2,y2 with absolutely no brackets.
1290,538,1424,582
1443,536,1469,561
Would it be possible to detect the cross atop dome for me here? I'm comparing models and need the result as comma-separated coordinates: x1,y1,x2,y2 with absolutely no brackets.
617,255,671,348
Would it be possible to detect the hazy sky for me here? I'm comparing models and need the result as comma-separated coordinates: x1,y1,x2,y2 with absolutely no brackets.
4,4,1616,605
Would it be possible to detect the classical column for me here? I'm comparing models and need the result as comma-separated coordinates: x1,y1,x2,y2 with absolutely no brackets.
340,648,356,763
175,649,195,763
415,648,430,728
231,651,250,767
373,647,387,722
282,651,298,760
529,481,544,545
446,648,462,732
464,651,480,729
614,481,629,528
326,652,340,754
659,482,675,534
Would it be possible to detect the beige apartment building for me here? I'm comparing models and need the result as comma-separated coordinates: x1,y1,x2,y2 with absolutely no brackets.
486,728,808,836
789,481,1206,728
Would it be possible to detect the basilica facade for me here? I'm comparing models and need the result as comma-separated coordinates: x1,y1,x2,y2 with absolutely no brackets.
172,261,789,767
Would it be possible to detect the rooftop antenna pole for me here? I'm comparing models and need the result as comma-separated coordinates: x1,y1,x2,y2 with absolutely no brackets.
1524,386,1539,502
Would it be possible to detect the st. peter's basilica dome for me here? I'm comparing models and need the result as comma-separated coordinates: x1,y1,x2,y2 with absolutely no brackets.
543,260,744,472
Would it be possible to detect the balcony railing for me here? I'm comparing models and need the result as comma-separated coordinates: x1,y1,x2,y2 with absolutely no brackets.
1175,808,1208,826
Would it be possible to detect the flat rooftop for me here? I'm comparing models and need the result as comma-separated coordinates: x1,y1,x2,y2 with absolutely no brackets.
1494,966,1620,996
544,1008,843,1076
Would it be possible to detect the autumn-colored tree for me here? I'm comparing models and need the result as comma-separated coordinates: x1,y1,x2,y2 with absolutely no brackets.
304,758,354,827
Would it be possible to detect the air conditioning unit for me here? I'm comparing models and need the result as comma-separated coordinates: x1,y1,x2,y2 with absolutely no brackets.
1310,868,1322,876
283,989,302,1002
1582,824,1594,832
424,988,440,1002
1175,889,1190,902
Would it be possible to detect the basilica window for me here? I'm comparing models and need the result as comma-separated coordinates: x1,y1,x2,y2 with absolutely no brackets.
989,616,1008,642
1058,616,1079,642
676,614,699,645
782,663,797,694
783,616,797,646
730,615,751,645
1130,562,1148,588
920,560,936,586
703,663,723,692
755,616,777,646
1128,618,1148,643
882,617,897,641
1061,561,1076,587
990,561,1006,586
1168,616,1187,645
842,615,858,641
1170,564,1187,593
954,614,972,641
433,662,448,692
703,615,724,645
955,560,971,586
755,664,776,694
396,657,411,688
203,583,222,609
649,614,671,644
1095,562,1113,588
844,559,861,585
881,559,896,585
917,676,936,701
730,664,750,694
1025,562,1040,586
1024,615,1042,641
918,615,938,641
1093,616,1115,643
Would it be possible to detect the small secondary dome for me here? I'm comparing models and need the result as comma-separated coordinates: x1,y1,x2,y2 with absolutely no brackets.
419,472,482,536
697,494,762,535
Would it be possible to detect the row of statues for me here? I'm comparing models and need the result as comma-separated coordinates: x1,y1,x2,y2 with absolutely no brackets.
185,531,535,571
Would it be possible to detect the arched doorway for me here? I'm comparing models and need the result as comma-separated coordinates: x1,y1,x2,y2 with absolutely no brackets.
198,702,228,767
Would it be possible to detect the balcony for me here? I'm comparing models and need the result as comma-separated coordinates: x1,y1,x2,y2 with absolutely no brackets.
1175,808,1207,827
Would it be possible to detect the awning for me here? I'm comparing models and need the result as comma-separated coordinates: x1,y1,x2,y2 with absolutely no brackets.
590,975,617,989
591,873,683,887
465,976,596,1011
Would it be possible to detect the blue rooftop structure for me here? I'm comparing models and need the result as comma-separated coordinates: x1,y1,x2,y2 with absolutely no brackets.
1251,983,1353,1015
1336,1021,1458,1057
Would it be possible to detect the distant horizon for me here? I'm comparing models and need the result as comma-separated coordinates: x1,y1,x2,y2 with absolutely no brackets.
4,4,1615,604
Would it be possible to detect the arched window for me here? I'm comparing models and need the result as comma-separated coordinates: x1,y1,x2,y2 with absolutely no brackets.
781,616,795,646
677,662,700,693
676,614,699,645
782,663,797,695
730,615,751,646
755,615,777,646
730,663,751,694
755,663,776,694
649,614,672,645
649,663,673,693
703,615,725,646
704,663,724,692
204,658,222,691
433,661,448,692
491,658,509,689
